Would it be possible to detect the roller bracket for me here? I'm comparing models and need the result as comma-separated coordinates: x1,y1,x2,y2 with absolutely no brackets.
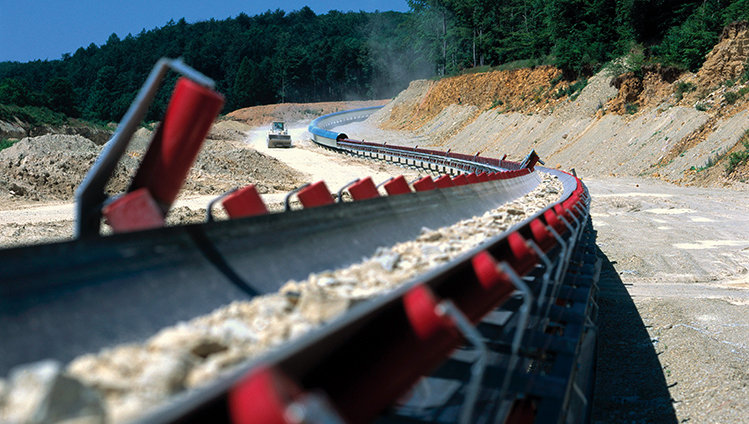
75,58,222,238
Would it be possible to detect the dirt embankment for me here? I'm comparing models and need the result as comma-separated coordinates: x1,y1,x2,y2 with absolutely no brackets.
0,124,306,207
369,22,749,187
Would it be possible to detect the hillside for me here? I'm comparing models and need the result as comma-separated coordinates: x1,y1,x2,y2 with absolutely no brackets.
367,21,749,188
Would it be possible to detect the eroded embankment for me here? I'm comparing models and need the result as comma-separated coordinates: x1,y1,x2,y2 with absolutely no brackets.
368,22,749,186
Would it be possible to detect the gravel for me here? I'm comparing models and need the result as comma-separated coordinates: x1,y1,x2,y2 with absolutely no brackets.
0,173,562,424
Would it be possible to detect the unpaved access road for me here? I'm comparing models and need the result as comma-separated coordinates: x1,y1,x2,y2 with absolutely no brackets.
0,128,423,248
588,177,749,423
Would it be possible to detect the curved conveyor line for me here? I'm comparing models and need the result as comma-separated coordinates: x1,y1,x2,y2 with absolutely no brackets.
0,153,546,375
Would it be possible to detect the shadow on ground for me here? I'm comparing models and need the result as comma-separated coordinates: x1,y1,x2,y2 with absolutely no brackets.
592,245,678,424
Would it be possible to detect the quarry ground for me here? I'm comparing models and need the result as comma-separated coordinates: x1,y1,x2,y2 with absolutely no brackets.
2,102,749,423
4,27,749,420
339,119,749,423
586,177,749,424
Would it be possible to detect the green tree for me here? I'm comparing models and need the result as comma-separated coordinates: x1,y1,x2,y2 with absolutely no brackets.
44,77,79,117
232,56,261,108
656,0,726,71
85,65,118,121
0,78,38,106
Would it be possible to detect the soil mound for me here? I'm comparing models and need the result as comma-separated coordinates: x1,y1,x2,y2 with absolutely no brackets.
0,135,104,201
0,130,306,203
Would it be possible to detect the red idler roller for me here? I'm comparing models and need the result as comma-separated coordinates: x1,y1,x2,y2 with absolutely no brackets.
529,218,557,252
129,77,225,213
222,185,269,219
102,187,164,233
452,174,469,186
562,193,584,219
489,172,500,181
553,202,576,224
466,173,481,184
544,208,568,236
403,285,459,342
413,176,437,192
434,174,454,188
228,366,302,424
383,175,412,195
477,172,490,182
507,231,539,276
332,284,462,422
453,250,516,323
348,176,380,200
297,181,335,208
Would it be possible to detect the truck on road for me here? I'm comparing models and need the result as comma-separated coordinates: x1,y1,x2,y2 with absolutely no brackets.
267,121,292,148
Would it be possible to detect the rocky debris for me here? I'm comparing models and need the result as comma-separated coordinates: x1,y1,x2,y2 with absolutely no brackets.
0,173,562,424
188,138,305,194
0,360,105,424
0,129,307,203
374,67,567,133
696,21,749,90
0,135,107,202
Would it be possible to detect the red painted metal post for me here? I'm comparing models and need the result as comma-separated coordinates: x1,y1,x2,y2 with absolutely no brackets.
129,77,225,213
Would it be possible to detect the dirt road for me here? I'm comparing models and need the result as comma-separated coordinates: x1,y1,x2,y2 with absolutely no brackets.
587,177,749,423
0,126,424,248
244,125,423,189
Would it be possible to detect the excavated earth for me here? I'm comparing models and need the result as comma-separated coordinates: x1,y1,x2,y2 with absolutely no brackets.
338,23,749,424
3,23,749,424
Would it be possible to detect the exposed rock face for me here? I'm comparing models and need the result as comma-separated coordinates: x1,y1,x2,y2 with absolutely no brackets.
0,119,26,140
608,72,644,114
697,21,749,88
608,66,683,115
374,66,565,132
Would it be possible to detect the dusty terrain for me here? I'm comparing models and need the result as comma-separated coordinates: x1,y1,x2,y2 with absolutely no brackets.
2,22,749,424
344,26,749,423
587,177,749,423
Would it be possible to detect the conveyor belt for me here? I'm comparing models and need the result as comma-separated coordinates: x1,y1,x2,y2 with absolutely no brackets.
0,68,596,424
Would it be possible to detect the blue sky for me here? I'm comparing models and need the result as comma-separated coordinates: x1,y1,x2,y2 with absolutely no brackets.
0,0,410,63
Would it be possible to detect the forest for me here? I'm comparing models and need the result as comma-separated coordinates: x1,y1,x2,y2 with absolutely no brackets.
1,0,748,124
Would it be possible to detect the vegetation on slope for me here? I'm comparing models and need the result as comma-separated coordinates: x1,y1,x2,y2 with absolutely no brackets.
0,9,429,124
2,1,749,126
